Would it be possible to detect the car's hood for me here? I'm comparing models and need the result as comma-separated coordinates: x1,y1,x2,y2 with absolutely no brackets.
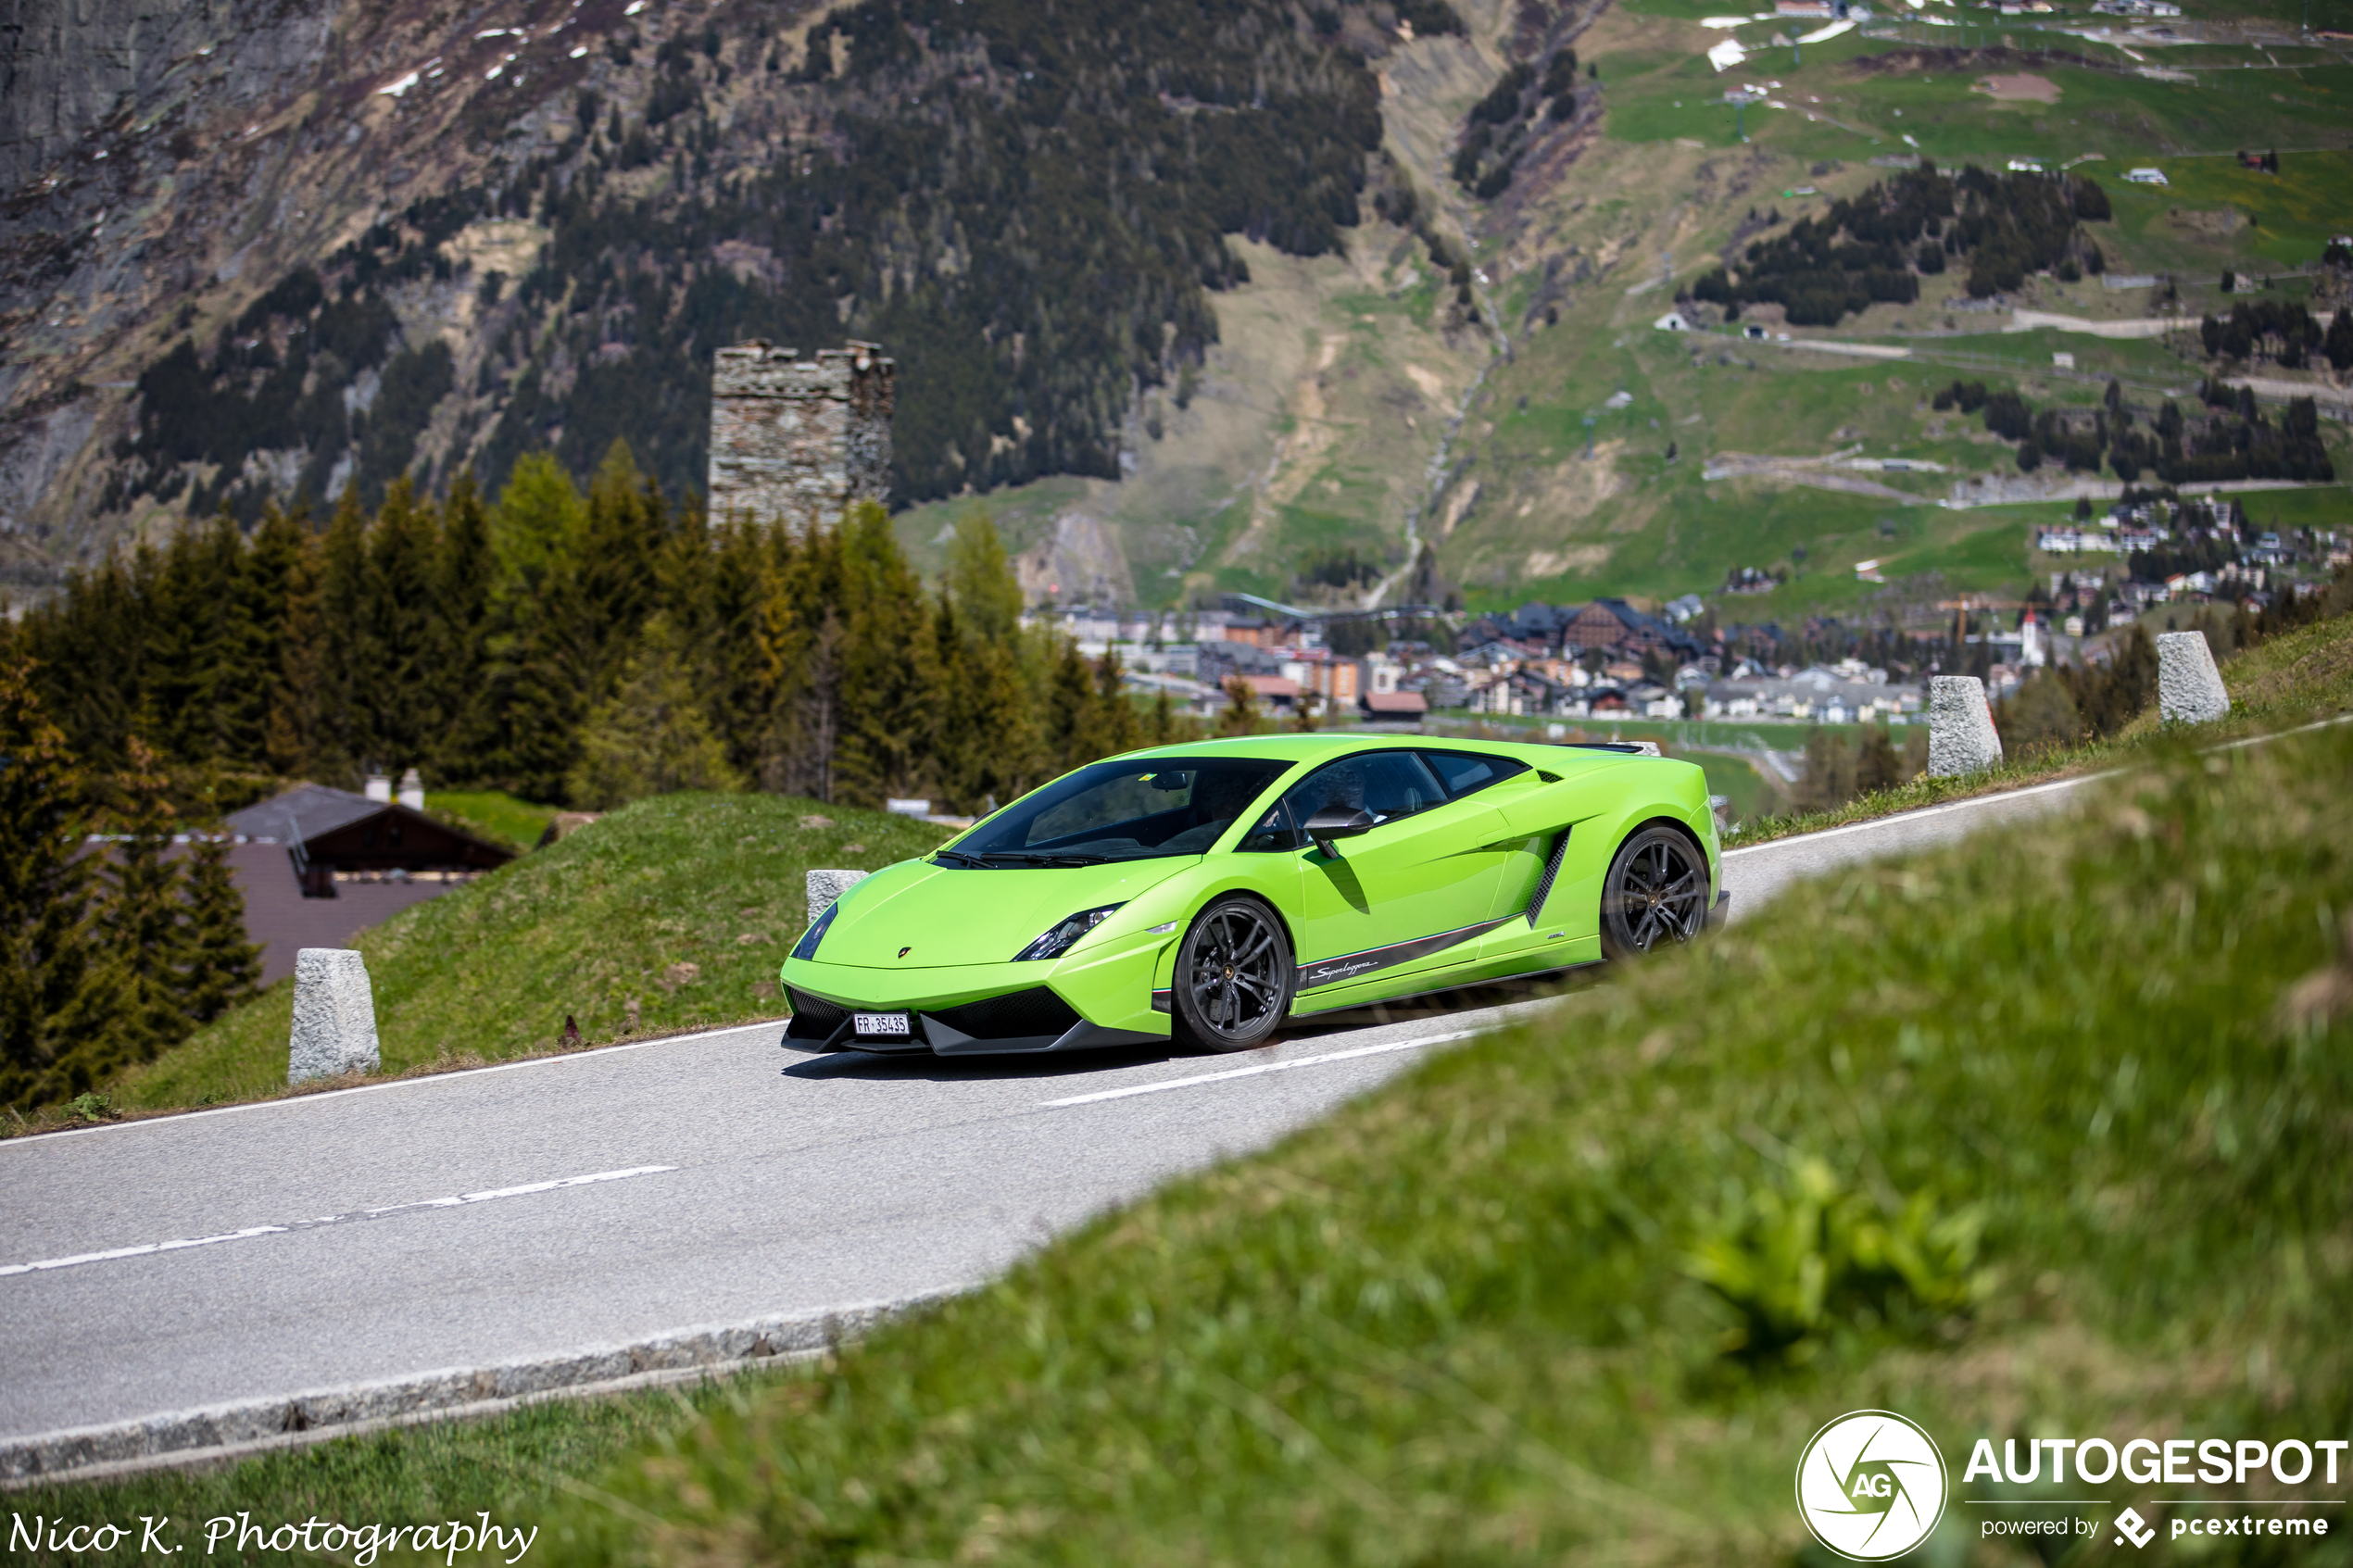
818,857,1195,968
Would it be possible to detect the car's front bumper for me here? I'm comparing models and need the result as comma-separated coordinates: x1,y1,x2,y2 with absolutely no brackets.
780,936,1175,1056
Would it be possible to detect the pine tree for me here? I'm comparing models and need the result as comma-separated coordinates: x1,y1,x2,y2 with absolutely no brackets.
237,501,307,767
1999,675,2082,756
1215,676,1265,737
429,470,498,784
315,487,371,783
180,834,261,1024
578,441,662,698
197,508,269,766
834,502,940,804
698,521,780,781
24,551,146,772
564,613,747,809
1148,685,1182,746
1796,726,1856,811
1855,723,1906,794
945,514,1026,643
747,522,823,797
487,456,594,801
141,516,240,766
266,509,329,778
1091,646,1143,757
1044,636,1097,770
786,611,846,803
0,659,120,1110
363,476,440,772
92,737,194,1076
930,593,1037,813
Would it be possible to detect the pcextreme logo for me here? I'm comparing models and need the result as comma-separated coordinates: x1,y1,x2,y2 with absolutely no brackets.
1795,1411,1951,1562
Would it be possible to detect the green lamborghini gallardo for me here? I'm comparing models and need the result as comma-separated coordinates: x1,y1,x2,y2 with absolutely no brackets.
781,734,1723,1056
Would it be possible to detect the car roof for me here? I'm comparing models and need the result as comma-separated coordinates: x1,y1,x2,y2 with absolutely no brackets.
1114,732,1629,770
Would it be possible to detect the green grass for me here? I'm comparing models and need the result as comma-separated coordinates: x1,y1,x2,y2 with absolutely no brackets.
0,1374,766,1562
28,638,2350,1562
551,719,2353,1565
423,790,560,852
75,794,950,1122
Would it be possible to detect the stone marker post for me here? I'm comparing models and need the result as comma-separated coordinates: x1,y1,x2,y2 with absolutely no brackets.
289,948,380,1084
2155,631,2232,724
807,869,869,925
1927,675,2004,778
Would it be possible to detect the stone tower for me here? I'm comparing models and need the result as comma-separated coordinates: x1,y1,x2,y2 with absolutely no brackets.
706,340,896,533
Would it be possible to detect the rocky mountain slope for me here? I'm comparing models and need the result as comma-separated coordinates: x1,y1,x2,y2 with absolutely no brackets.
3,0,2344,617
0,0,1441,583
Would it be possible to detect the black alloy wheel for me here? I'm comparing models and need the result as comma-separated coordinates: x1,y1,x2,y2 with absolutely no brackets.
1599,825,1710,960
1172,897,1294,1052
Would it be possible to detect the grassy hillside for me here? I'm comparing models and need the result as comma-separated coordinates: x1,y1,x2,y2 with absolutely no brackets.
92,795,948,1118
1346,0,2353,616
422,790,561,853
23,635,2349,1563
559,694,2353,1564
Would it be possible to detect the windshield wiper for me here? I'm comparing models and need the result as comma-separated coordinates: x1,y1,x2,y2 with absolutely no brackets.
985,851,1112,867
932,848,994,869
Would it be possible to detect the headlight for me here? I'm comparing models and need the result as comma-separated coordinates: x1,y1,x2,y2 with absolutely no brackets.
791,900,842,961
1013,904,1124,962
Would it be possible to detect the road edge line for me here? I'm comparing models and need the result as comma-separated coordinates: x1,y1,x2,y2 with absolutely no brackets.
1721,710,2353,861
0,1019,790,1152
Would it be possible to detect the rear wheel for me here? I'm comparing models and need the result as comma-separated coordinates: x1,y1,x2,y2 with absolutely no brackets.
1172,897,1294,1052
1600,825,1709,960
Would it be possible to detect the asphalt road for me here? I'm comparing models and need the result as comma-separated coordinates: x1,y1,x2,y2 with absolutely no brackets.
0,773,2107,1465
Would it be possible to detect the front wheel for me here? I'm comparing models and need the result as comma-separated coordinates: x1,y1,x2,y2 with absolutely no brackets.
1172,897,1294,1053
1600,825,1710,960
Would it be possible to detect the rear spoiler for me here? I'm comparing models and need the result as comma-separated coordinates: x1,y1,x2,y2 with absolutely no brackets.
1560,741,1663,758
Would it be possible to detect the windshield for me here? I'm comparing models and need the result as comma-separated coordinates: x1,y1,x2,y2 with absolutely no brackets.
946,757,1295,865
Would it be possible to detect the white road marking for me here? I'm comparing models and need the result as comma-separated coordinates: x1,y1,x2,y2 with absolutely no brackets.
1043,1030,1479,1108
0,1021,782,1151
0,1165,677,1279
1720,770,2113,859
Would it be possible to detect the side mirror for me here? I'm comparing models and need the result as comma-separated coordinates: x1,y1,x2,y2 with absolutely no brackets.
1302,806,1377,857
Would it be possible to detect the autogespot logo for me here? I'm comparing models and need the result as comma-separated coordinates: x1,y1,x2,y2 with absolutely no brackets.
1796,1411,1951,1562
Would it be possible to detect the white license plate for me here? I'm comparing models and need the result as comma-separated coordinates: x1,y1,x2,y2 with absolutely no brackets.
852,1011,912,1037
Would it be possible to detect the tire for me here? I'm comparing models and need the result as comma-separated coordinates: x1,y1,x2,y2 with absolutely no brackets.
1172,896,1295,1052
1599,824,1710,960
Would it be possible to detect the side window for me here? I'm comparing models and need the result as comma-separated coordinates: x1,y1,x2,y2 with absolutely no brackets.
1236,797,1298,853
1282,751,1449,828
1421,750,1531,799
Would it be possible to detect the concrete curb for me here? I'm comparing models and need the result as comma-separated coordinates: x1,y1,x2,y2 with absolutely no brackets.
0,1293,950,1486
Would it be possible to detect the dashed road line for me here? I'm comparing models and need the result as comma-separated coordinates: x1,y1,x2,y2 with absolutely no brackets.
0,1165,678,1279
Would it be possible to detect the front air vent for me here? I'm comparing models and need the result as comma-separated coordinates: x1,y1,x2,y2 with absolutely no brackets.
784,986,850,1041
928,987,1081,1041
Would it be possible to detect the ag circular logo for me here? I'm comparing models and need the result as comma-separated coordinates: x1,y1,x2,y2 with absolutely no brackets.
1795,1410,1948,1561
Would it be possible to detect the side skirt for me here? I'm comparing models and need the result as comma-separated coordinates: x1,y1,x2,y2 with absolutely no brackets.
1293,915,1518,991
1285,958,1604,1022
